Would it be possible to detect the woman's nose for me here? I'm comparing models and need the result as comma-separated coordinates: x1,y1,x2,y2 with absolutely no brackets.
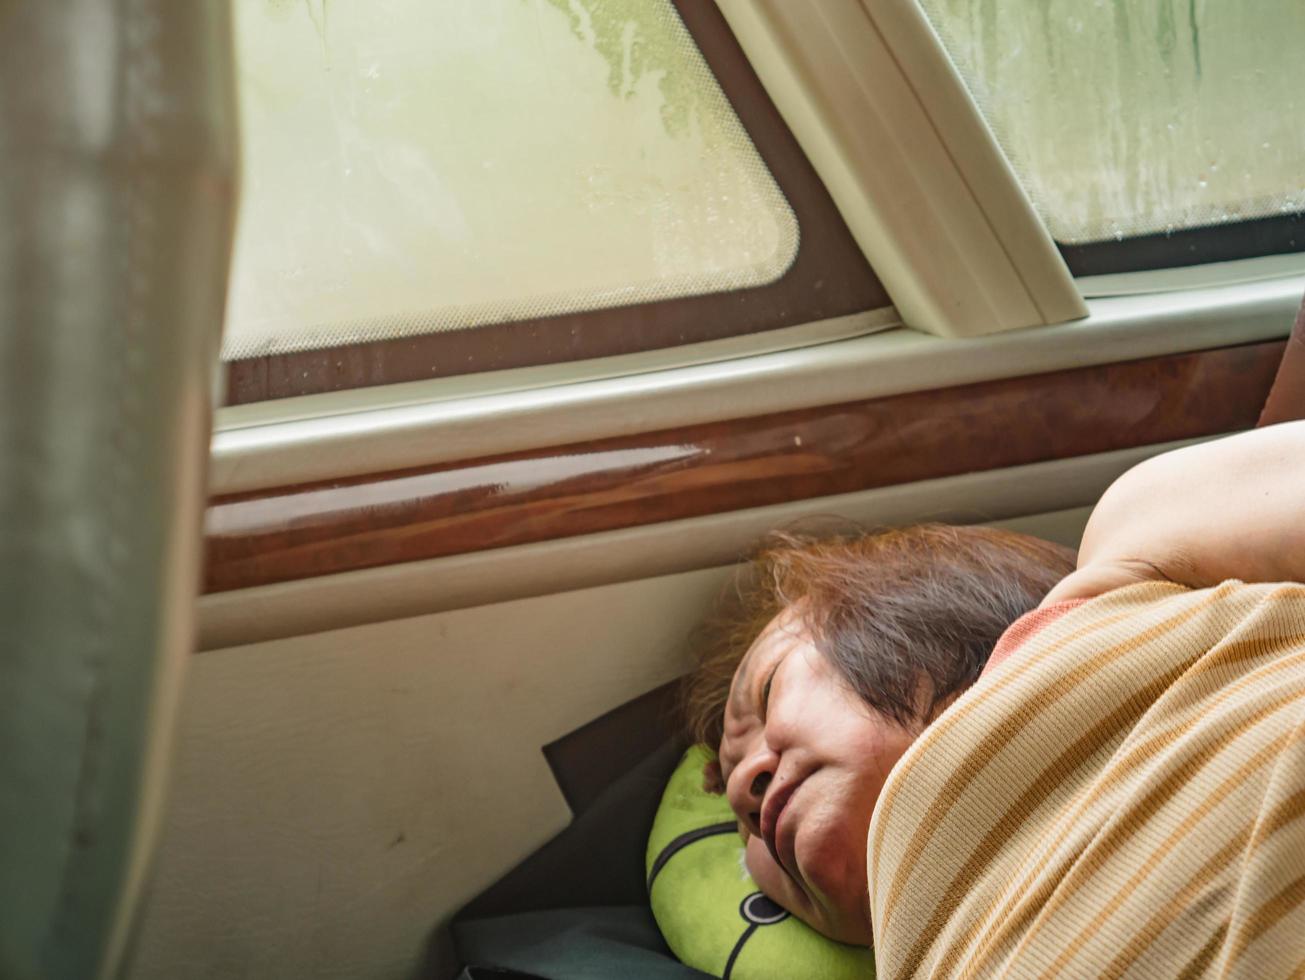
727,752,776,837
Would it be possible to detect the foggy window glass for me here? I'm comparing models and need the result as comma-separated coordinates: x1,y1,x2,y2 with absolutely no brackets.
919,0,1305,245
222,0,797,360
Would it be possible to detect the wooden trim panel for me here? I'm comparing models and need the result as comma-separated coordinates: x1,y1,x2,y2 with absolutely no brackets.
1259,299,1305,426
204,341,1285,593
222,0,889,405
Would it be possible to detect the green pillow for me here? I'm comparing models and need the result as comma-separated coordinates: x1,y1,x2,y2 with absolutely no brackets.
646,745,876,979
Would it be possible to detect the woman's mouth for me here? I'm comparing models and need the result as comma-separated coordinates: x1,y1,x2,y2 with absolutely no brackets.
759,777,803,879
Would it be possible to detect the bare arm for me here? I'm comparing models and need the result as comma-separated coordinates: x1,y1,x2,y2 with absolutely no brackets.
1043,421,1305,605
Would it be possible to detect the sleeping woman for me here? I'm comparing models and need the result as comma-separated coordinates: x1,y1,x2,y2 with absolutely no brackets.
686,421,1305,977
684,523,1077,944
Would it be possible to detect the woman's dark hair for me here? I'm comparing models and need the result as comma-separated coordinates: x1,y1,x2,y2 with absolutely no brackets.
684,524,1077,747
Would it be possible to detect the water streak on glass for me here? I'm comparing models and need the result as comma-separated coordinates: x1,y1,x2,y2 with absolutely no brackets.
920,0,1305,243
222,0,797,359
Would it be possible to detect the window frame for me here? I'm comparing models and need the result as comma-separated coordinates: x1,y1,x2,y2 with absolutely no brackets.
210,0,1304,509
1061,213,1305,279
222,0,889,406
211,273,1303,495
910,0,1305,279
716,0,1087,338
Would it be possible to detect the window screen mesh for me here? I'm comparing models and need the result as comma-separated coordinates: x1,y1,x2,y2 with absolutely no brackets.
919,0,1305,246
221,0,797,360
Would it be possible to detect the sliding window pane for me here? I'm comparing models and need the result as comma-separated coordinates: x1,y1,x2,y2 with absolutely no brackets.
223,0,797,359
921,0,1305,246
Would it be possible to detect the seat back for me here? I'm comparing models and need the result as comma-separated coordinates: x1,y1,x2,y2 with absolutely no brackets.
0,5,237,977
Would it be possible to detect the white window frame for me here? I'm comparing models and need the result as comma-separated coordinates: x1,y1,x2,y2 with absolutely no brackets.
716,0,1086,338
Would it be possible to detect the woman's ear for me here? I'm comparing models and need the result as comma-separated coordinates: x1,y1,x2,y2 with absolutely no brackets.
702,757,725,795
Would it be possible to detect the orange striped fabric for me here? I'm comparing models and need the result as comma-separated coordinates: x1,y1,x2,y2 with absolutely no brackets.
869,581,1305,979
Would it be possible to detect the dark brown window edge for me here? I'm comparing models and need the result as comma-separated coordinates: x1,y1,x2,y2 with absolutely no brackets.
1061,211,1305,278
222,0,890,406
205,339,1285,594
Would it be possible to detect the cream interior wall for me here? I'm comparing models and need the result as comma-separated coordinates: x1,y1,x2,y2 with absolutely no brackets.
130,567,730,980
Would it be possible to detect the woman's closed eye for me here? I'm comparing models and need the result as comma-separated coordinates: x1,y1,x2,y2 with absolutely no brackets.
760,663,778,720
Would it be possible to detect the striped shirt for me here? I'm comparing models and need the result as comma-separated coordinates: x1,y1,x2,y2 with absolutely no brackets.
869,580,1305,978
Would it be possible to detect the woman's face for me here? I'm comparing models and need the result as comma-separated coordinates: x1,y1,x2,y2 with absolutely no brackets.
717,608,919,944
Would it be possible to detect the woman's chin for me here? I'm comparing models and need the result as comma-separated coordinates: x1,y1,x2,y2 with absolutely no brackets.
744,837,800,903
790,840,874,945
744,837,871,945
